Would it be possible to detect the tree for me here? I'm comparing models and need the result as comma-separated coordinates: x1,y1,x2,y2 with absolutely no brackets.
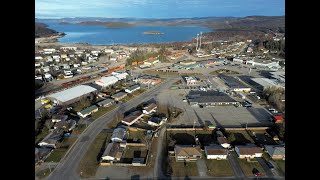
79,97,91,108
227,133,236,143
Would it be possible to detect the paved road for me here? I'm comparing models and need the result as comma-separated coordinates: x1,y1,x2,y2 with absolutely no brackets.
228,152,246,179
256,158,274,177
47,79,176,180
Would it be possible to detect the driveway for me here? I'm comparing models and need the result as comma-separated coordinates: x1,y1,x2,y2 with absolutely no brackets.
256,157,274,177
196,159,208,177
228,152,245,178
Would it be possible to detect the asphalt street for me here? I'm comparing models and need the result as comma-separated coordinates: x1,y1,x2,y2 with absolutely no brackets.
47,79,176,180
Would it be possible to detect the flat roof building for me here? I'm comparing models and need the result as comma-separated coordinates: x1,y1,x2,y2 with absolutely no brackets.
219,75,251,92
188,90,238,107
47,85,97,105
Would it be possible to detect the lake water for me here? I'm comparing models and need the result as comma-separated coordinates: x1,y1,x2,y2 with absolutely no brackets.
43,22,212,45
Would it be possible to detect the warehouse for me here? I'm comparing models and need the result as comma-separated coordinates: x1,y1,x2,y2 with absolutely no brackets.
95,76,119,87
219,75,251,92
47,85,98,105
251,77,284,91
187,90,238,107
112,72,129,80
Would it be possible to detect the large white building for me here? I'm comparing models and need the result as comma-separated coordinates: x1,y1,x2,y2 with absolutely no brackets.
47,85,97,105
112,72,128,80
95,76,119,87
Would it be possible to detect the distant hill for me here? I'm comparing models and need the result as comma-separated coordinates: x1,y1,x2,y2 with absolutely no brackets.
76,21,135,28
37,16,284,32
35,22,59,38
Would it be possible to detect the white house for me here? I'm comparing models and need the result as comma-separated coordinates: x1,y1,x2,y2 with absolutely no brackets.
105,49,114,54
125,84,140,93
110,57,117,61
101,142,123,162
204,145,228,160
77,105,99,118
95,76,119,87
147,117,167,127
111,127,127,142
235,144,263,159
142,103,157,115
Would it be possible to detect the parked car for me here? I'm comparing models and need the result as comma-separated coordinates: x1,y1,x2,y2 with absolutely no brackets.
252,168,262,177
265,160,274,169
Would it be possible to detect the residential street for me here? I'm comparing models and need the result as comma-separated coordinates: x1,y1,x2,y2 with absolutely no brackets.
46,79,176,180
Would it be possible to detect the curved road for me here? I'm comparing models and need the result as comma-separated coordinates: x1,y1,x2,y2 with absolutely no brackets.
47,79,176,180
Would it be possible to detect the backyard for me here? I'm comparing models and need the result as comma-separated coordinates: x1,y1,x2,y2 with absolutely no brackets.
205,159,234,177
77,130,111,178
169,157,199,177
91,104,118,120
45,136,77,162
237,158,265,177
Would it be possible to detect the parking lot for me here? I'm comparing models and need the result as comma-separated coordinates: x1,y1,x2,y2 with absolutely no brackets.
157,88,273,127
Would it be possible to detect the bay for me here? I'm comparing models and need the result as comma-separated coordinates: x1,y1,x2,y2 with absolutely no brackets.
44,22,212,45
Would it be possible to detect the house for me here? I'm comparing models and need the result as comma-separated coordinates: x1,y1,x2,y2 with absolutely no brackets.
142,103,157,115
97,98,115,107
204,145,228,160
35,148,53,165
95,76,119,87
272,116,284,123
51,115,68,123
38,128,64,148
53,119,77,131
111,127,128,142
174,145,202,162
121,111,144,126
77,105,99,118
101,142,123,162
147,117,167,127
217,137,230,149
264,145,285,160
235,144,263,159
111,92,127,101
125,84,140,93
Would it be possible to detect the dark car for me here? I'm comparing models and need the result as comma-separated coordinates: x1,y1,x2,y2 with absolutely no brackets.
265,161,274,169
252,168,263,177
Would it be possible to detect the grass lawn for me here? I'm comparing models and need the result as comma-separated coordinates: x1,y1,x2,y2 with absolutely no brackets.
36,168,55,179
73,124,87,135
170,157,199,177
91,104,118,120
227,130,255,144
206,159,234,177
35,127,49,145
237,158,265,177
274,160,285,174
128,130,146,139
45,136,77,162
77,131,111,178
123,146,148,159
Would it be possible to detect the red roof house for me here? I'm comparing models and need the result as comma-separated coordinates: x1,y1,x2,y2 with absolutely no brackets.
272,116,284,123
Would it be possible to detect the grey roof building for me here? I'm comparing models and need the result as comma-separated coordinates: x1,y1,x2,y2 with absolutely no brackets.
219,75,251,91
97,98,115,107
111,92,127,101
188,90,238,106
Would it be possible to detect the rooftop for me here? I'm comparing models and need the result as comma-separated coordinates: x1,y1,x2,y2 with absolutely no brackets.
122,111,143,123
80,105,98,115
48,85,97,103
112,92,127,99
264,145,285,156
188,90,237,103
236,144,263,155
97,98,114,106
175,145,202,156
127,84,140,91
205,145,228,155
219,75,249,89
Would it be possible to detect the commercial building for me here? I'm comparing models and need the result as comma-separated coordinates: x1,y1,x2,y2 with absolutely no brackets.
219,75,251,92
112,72,128,80
251,77,285,90
47,85,98,105
187,90,238,107
95,76,119,87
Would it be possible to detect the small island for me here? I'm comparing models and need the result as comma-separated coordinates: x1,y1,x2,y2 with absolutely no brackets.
143,31,164,35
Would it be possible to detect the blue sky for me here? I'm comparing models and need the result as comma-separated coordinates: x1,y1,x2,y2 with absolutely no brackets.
36,0,285,19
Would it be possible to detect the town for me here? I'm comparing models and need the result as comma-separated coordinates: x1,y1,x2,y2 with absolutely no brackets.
35,31,285,180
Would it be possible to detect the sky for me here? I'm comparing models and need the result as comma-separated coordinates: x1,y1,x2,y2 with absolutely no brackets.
36,0,285,19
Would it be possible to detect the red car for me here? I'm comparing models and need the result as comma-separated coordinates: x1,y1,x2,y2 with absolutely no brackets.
252,168,263,177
